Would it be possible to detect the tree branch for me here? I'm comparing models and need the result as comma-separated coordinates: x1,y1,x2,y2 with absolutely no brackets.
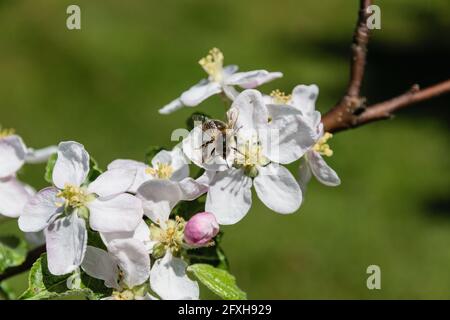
323,80,450,133
321,0,450,133
322,0,372,132
0,245,45,282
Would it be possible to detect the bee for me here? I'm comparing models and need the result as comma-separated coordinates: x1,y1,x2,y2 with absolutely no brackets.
194,109,240,165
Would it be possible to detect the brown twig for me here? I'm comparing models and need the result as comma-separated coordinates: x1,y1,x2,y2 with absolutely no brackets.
323,80,450,133
323,0,372,132
321,0,450,133
0,245,45,282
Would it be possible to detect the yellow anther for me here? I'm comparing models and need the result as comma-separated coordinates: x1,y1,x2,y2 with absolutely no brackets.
199,48,224,82
313,132,334,157
146,162,174,179
234,138,269,176
270,89,292,104
0,127,15,139
57,184,88,208
150,218,186,255
112,290,135,300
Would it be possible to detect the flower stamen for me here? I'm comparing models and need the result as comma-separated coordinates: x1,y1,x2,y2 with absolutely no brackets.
234,138,269,177
146,162,174,179
150,216,186,257
56,184,88,208
313,132,334,157
0,127,15,139
199,48,224,82
270,89,292,104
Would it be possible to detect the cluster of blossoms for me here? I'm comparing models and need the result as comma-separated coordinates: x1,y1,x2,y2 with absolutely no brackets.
0,48,339,300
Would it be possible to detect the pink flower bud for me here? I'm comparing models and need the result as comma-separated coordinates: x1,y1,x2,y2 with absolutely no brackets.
184,212,219,246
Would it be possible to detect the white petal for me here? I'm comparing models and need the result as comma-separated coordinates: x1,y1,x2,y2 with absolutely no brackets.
168,147,189,181
137,179,182,224
264,104,317,164
297,157,312,194
18,187,62,232
196,170,215,186
45,213,87,275
25,145,57,164
150,149,189,181
178,177,209,201
229,89,268,135
222,85,240,101
150,252,199,300
0,135,27,178
100,220,153,252
225,70,282,89
180,79,222,107
253,163,302,214
52,141,90,189
0,177,33,218
158,98,184,115
223,64,239,76
88,194,143,233
307,151,341,186
291,84,319,115
87,168,136,197
108,238,150,288
205,168,252,225
82,246,119,289
151,150,172,168
107,159,149,193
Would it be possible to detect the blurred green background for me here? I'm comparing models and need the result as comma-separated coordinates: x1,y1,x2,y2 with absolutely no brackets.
1,0,449,299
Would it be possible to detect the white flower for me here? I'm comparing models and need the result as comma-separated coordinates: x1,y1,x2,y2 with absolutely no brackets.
82,238,151,300
129,181,200,300
0,128,56,218
158,48,282,114
268,85,340,190
107,146,190,193
18,141,143,275
183,90,317,225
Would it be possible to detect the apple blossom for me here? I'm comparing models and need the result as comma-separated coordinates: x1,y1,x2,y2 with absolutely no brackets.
158,48,282,114
266,85,341,190
18,141,143,275
0,128,56,218
183,89,317,225
107,146,190,193
134,183,201,299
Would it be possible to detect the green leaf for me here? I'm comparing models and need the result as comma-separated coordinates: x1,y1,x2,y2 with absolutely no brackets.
186,112,211,131
19,254,111,300
188,264,247,300
144,146,164,165
79,271,113,300
20,254,73,300
44,153,58,184
0,236,27,274
187,245,229,270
